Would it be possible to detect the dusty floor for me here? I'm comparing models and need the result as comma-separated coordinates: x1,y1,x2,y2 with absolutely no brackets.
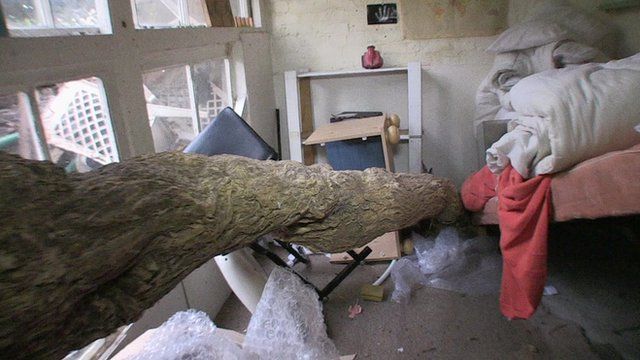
215,217,640,359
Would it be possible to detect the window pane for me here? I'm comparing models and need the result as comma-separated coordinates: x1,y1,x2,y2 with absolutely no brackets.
1,0,109,36
143,65,197,152
133,0,180,28
133,0,208,28
187,0,207,26
50,0,98,28
192,59,230,130
0,0,44,28
36,77,119,173
0,92,44,159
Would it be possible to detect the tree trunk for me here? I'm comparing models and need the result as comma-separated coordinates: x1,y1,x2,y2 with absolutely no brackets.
0,151,461,359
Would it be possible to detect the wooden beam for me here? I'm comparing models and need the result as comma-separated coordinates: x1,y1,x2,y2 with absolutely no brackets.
298,77,316,165
203,0,235,27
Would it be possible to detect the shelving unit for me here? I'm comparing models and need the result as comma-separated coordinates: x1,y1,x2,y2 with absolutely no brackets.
283,63,422,261
284,62,423,173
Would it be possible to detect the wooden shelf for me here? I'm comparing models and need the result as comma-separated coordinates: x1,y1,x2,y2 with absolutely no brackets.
284,63,422,264
297,67,408,79
303,116,386,145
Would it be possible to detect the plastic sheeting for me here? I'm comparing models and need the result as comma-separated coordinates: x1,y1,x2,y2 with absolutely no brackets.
131,310,247,360
391,227,502,303
244,267,340,360
125,267,339,360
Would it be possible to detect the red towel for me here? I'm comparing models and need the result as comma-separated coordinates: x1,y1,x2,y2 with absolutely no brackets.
497,165,552,319
462,165,552,319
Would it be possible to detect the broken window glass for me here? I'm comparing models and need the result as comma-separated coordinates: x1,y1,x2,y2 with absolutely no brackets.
143,59,232,152
192,59,231,129
143,65,197,152
35,77,119,172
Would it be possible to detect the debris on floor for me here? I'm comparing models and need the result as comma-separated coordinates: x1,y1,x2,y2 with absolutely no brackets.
391,227,502,303
360,284,384,302
348,302,363,319
543,285,559,296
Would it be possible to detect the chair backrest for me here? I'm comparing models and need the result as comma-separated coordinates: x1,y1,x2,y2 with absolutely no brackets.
183,107,278,161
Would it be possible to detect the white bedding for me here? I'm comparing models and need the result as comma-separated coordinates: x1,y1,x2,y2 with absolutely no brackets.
487,53,640,178
473,41,606,139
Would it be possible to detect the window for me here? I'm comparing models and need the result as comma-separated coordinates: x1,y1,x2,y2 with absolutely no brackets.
35,77,119,172
131,0,208,29
0,0,112,37
143,59,232,152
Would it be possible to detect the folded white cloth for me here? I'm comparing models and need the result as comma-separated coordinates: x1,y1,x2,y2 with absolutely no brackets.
487,54,640,177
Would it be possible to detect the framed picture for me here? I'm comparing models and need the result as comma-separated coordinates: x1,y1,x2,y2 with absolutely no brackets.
367,3,398,25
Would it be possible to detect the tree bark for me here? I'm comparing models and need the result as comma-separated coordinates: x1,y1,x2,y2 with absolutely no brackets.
0,151,461,359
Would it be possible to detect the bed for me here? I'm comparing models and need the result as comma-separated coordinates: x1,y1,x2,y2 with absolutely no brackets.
463,2,640,319
472,144,640,225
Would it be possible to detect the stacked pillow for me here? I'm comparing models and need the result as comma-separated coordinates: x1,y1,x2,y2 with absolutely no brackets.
486,1,615,54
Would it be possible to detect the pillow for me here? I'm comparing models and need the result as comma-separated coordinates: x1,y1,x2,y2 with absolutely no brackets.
526,1,612,47
486,20,571,53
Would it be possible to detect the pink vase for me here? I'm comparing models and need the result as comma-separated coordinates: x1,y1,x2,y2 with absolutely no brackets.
362,45,383,69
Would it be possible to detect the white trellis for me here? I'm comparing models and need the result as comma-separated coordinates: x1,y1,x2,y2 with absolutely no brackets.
42,79,119,165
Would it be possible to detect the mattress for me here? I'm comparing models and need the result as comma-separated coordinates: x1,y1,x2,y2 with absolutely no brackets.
474,144,640,224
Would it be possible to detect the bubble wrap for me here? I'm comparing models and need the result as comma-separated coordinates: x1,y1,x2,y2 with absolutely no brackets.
130,310,247,360
391,227,502,303
243,267,340,360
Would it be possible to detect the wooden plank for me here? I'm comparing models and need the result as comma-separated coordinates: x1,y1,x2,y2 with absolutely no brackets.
203,0,235,27
380,123,394,172
330,231,401,263
298,78,316,165
303,115,386,145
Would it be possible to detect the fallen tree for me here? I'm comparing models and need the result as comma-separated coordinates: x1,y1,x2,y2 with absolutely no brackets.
0,151,461,359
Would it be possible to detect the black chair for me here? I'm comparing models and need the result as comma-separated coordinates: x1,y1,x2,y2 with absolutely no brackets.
183,107,371,300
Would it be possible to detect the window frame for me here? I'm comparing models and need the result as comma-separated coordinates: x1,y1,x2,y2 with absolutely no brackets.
0,0,272,354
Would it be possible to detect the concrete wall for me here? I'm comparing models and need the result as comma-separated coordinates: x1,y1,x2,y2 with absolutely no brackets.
0,1,277,349
268,0,640,186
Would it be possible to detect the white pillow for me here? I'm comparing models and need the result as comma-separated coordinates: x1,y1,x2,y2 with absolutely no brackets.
526,1,612,47
486,20,570,53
